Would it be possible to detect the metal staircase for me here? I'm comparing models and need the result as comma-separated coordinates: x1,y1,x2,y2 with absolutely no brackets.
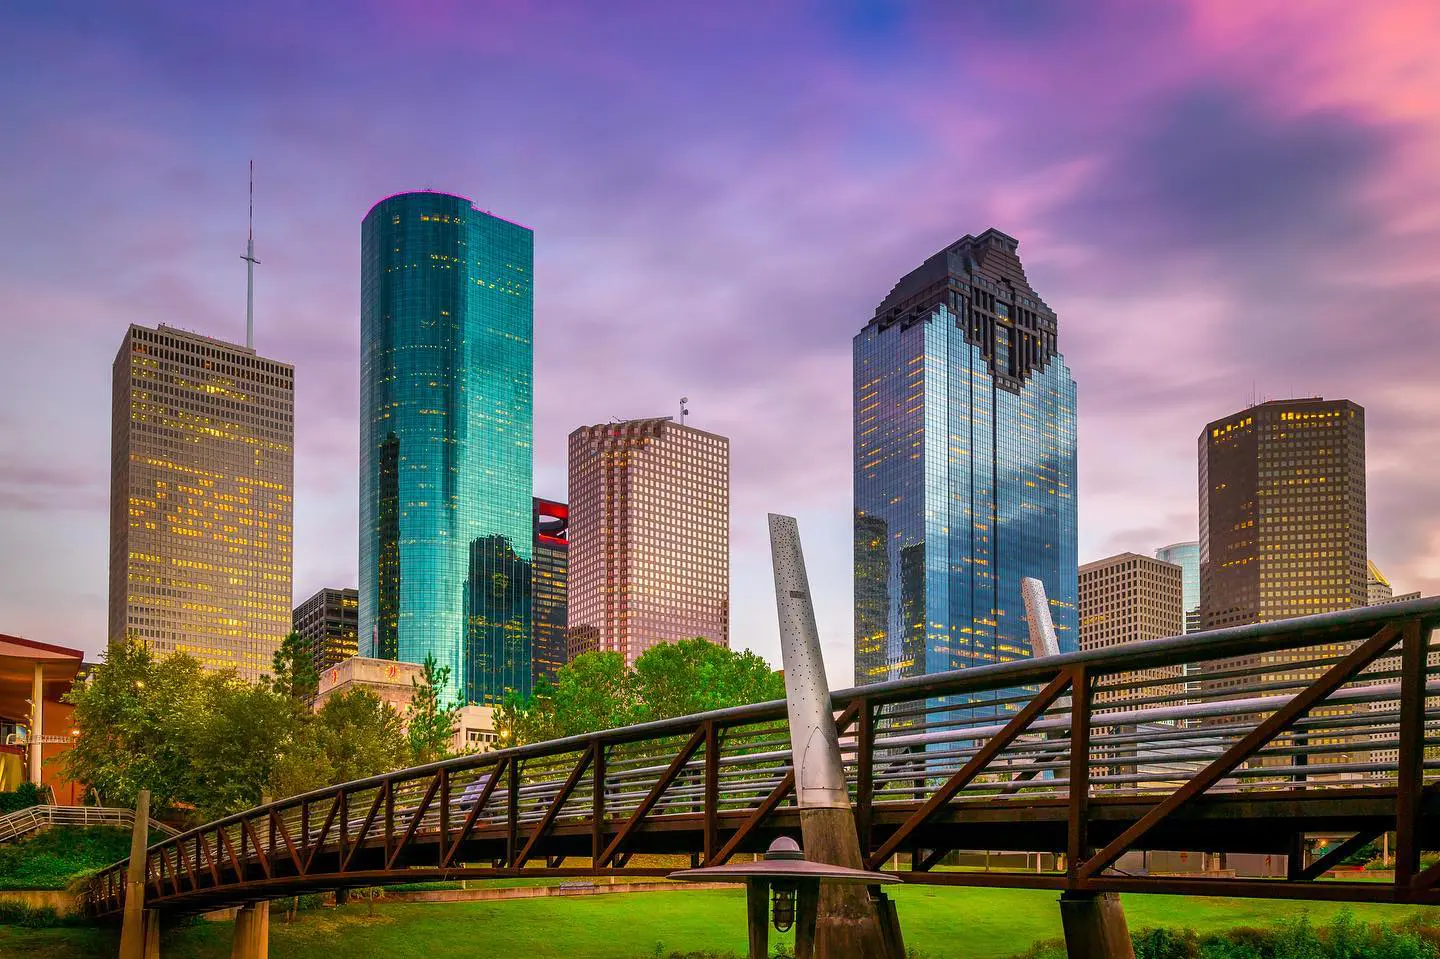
0,804,178,843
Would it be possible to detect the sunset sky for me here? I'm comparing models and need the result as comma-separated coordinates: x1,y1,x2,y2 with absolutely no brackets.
2,1,1437,685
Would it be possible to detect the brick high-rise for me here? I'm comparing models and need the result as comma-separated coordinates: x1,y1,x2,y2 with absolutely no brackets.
567,417,729,665
109,324,294,682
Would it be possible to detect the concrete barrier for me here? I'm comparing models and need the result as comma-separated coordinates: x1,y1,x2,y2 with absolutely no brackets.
0,888,79,916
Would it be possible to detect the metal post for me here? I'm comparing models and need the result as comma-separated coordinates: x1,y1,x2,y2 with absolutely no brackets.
28,663,43,785
768,514,894,958
119,789,151,959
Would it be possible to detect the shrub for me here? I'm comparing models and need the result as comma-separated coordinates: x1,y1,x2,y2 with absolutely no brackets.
0,782,47,814
0,825,132,890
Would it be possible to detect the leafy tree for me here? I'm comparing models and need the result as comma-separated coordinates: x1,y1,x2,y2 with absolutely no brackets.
266,631,318,703
406,655,461,765
499,641,783,746
631,638,784,722
270,688,408,798
187,681,296,821
59,639,214,810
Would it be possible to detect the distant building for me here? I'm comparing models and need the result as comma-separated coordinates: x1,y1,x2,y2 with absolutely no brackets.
1199,398,1367,630
357,191,535,707
1078,553,1185,707
853,229,1077,698
1155,542,1200,633
566,625,600,663
1367,561,1394,606
109,324,294,682
293,587,359,675
568,417,729,665
532,498,569,685
315,655,497,754
0,633,84,802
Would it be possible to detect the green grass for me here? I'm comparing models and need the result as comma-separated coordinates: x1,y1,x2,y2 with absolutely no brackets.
5,885,1440,958
0,826,132,890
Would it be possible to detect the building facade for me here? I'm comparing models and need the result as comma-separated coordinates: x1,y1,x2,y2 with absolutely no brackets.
853,229,1078,694
314,656,498,753
1367,560,1393,606
358,192,534,706
1078,553,1184,706
568,417,729,665
532,498,569,686
1198,398,1367,630
293,587,359,675
1155,542,1201,633
109,324,294,682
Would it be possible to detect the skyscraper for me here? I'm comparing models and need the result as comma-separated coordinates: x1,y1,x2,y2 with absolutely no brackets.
109,324,294,682
1078,552,1184,707
568,417,729,664
293,587,359,675
358,192,534,705
1366,560,1393,606
532,497,569,686
1198,398,1366,629
853,229,1078,691
1155,542,1201,633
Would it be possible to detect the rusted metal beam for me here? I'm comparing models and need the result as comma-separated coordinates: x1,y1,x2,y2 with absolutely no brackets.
868,670,1074,869
856,698,875,857
241,817,272,880
713,770,795,865
1067,664,1091,879
1395,618,1427,888
386,773,443,870
515,749,594,867
506,758,520,866
591,746,606,863
1297,830,1380,881
704,721,720,863
216,825,244,883
597,726,706,867
443,760,506,867
1079,621,1403,878
913,847,949,872
272,810,303,875
304,793,343,873
341,787,387,872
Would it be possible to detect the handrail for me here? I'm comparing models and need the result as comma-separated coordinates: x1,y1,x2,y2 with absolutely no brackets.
80,600,1440,916
0,805,179,843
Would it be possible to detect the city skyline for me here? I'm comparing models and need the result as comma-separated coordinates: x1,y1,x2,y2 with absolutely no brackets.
2,4,1438,687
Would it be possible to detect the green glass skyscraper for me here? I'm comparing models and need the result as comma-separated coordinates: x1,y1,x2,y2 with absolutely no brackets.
360,192,534,705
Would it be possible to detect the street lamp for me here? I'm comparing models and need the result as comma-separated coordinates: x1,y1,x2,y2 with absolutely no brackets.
669,836,898,959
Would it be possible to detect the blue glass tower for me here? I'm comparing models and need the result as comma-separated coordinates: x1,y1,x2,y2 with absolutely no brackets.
360,192,534,706
854,229,1077,701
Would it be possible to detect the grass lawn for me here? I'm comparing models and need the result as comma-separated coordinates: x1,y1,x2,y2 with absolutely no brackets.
4,885,1440,959
0,826,131,891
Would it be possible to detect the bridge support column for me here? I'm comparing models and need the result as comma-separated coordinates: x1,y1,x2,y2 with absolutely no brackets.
1059,892,1134,959
142,910,160,959
230,903,269,959
769,515,897,959
118,789,150,959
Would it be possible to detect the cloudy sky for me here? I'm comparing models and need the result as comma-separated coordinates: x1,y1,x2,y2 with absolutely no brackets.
1,1,1437,685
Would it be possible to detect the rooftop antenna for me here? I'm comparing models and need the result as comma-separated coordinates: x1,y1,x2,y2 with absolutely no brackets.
241,160,260,349
679,396,689,426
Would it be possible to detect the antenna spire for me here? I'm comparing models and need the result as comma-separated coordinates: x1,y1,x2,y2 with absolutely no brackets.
680,396,690,426
242,160,260,349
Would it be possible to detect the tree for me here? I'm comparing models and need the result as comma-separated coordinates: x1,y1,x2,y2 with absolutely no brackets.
60,639,214,810
270,688,407,798
266,631,318,703
631,639,785,722
187,680,296,821
406,656,461,764
498,642,784,746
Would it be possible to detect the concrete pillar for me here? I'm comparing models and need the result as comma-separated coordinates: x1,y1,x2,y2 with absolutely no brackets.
769,514,895,959
118,789,151,959
256,901,269,959
231,904,261,959
28,663,42,785
142,910,160,959
1059,892,1134,959
745,881,769,959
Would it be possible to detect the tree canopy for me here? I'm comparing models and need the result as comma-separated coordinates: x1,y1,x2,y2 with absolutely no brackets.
62,638,440,822
497,639,784,746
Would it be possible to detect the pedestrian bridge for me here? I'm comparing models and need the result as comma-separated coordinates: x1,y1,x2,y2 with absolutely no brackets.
84,598,1440,919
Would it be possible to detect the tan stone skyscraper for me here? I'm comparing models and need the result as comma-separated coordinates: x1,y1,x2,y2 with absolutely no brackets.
568,417,729,664
109,324,294,682
1078,552,1184,707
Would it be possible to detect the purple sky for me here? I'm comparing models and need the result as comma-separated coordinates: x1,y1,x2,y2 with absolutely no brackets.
2,1,1437,685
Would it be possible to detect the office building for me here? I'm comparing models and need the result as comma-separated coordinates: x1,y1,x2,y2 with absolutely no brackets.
1078,552,1185,706
568,417,729,665
109,324,294,682
1155,542,1201,633
1367,561,1394,606
358,192,534,706
293,587,359,675
1198,398,1366,630
532,498,569,685
853,229,1078,694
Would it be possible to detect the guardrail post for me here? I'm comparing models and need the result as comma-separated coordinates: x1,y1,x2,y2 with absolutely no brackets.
1067,665,1091,883
1395,618,1427,887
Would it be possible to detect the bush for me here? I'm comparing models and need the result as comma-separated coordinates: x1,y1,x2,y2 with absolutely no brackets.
0,900,86,928
0,782,47,814
0,825,132,890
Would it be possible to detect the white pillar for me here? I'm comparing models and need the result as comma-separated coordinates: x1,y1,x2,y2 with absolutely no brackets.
28,663,42,785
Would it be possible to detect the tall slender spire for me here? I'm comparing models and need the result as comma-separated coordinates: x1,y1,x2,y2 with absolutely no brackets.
242,160,260,349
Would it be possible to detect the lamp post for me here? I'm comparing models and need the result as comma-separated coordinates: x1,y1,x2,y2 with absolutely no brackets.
669,837,900,959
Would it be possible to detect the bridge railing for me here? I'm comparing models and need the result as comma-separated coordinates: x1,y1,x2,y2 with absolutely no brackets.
82,598,1440,915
